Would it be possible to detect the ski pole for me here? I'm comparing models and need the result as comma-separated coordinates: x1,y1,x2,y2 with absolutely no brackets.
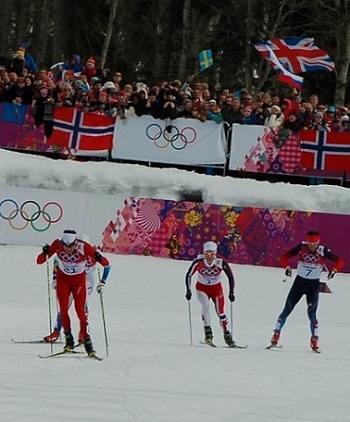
187,300,193,346
98,267,109,357
46,259,53,354
230,300,233,332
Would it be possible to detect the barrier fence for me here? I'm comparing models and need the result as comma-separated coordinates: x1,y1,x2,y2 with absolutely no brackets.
1,103,349,184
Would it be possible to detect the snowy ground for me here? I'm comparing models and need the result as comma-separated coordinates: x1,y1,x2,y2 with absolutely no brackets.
1,245,350,422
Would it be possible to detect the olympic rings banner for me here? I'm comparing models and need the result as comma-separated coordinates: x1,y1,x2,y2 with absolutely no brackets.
0,186,121,246
111,115,227,165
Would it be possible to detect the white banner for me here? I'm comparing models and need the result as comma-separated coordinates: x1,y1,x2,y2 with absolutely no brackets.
111,115,227,165
228,124,270,171
0,187,125,247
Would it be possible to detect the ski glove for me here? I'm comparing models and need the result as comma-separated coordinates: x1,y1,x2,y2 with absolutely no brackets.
228,292,235,302
96,281,105,294
185,290,192,301
42,244,50,255
327,269,337,280
285,266,292,277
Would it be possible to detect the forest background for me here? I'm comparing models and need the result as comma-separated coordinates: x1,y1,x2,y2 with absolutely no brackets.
0,0,350,105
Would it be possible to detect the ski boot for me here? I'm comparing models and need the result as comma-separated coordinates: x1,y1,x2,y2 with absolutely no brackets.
204,326,213,343
84,337,96,356
270,330,280,346
43,329,60,343
223,331,236,348
63,331,75,352
310,335,320,352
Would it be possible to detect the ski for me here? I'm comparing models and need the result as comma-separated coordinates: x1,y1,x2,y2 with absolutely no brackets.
265,343,283,350
12,338,64,344
87,352,103,361
227,343,247,349
38,349,85,359
311,348,321,354
200,340,217,348
200,341,247,349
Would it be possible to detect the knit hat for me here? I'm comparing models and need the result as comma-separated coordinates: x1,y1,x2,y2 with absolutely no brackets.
203,241,218,252
62,229,77,246
15,46,25,58
86,57,96,67
270,105,281,113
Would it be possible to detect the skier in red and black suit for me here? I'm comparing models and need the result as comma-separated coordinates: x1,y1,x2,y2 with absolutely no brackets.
185,241,236,347
36,229,110,356
269,230,344,352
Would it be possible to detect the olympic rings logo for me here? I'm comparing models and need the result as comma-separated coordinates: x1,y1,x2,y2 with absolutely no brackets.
302,253,318,263
200,267,221,277
145,124,197,150
0,199,63,231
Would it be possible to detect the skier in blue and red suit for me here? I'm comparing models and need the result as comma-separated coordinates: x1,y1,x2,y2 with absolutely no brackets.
269,230,344,352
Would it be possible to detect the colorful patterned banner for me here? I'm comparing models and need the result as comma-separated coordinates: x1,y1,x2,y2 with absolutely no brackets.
100,197,350,272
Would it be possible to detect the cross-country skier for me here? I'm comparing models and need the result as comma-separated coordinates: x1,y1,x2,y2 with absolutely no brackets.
185,241,236,347
43,235,110,344
269,230,344,352
36,229,110,356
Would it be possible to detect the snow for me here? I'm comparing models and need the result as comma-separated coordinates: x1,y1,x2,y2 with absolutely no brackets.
1,149,350,421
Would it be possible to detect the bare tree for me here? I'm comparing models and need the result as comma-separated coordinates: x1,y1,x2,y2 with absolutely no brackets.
178,0,191,82
99,0,118,70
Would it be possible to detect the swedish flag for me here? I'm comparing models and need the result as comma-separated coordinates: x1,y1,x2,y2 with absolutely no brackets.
199,50,213,71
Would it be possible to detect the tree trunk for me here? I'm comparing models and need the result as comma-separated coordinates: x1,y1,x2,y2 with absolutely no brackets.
333,2,350,105
153,0,173,80
178,0,191,82
0,0,14,56
99,0,119,70
245,0,253,91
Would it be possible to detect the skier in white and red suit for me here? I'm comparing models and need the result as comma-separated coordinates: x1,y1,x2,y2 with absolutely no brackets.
185,241,236,347
36,229,110,355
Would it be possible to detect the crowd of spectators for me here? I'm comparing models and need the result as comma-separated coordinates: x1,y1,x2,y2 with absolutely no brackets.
1,47,350,136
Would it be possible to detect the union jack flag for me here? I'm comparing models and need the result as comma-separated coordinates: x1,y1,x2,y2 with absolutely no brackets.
300,129,350,171
254,37,335,74
261,45,303,90
47,108,115,151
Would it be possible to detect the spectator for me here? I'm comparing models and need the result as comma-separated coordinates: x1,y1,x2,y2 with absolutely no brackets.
6,76,34,105
32,83,55,137
241,106,258,125
221,96,242,125
338,115,350,132
159,89,178,120
57,83,75,107
283,112,304,133
177,99,197,119
308,111,330,132
264,105,284,130
112,72,123,88
324,105,336,124
309,94,319,112
206,99,223,124
80,57,97,83
6,46,26,75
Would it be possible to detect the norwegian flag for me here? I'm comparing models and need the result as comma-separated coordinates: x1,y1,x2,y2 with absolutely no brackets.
300,129,350,171
254,37,335,74
47,108,115,151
